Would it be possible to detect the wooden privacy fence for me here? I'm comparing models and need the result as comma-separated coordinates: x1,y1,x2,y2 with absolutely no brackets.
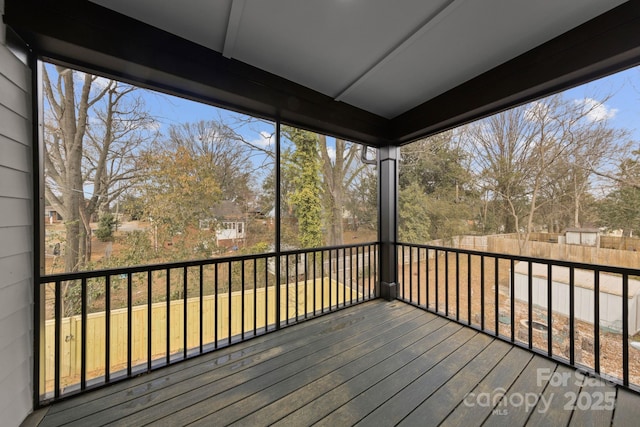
44,278,360,391
424,234,640,269
487,237,640,268
425,236,488,251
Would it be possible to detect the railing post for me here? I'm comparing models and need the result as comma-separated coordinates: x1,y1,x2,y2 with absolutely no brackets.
378,145,398,301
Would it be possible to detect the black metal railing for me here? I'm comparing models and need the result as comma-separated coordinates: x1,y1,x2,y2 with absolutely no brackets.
397,242,640,392
37,243,378,404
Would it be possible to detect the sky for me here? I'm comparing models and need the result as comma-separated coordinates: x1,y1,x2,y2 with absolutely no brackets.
135,82,346,167
141,89,276,149
564,64,640,143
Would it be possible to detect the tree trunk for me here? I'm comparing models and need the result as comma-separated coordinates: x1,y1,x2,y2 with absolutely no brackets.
503,199,516,233
329,199,343,246
80,206,92,263
573,172,581,228
61,70,85,272
319,136,345,246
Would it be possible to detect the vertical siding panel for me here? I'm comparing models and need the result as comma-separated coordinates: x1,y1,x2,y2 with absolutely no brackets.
0,11,34,425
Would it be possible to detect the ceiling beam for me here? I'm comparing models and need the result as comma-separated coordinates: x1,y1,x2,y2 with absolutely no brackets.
333,0,460,102
222,0,245,59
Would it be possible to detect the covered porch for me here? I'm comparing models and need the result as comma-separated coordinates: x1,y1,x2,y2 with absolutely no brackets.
3,1,640,426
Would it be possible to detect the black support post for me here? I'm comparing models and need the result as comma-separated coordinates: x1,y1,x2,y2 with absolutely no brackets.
378,146,398,301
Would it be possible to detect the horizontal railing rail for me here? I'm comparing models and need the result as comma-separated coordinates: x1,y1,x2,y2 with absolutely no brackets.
37,243,379,404
397,242,640,393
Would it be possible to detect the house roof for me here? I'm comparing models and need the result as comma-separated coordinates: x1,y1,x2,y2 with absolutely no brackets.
5,1,640,146
212,200,243,219
564,228,600,234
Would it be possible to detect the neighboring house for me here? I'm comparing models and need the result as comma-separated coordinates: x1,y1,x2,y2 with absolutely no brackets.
44,206,62,224
211,200,246,248
216,221,245,247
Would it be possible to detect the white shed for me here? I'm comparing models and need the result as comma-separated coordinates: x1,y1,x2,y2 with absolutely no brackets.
563,227,599,247
511,262,640,334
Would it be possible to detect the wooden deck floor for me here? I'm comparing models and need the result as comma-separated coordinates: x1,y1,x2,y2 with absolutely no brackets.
29,299,639,427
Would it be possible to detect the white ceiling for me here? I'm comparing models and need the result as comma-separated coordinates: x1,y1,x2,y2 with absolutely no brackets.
91,0,627,119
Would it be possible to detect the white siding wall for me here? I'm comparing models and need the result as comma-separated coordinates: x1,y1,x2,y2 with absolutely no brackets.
0,0,34,424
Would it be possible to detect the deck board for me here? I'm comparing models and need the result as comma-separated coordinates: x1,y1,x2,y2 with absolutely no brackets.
46,299,395,414
228,316,450,426
275,323,469,426
482,355,557,427
148,305,430,426
395,339,512,426
438,346,534,427
353,333,495,426
194,311,444,426
312,328,482,427
613,388,640,426
525,365,581,427
568,375,616,427
33,299,640,427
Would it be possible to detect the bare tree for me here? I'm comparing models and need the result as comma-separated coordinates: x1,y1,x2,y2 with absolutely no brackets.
467,94,622,253
81,82,156,261
467,104,539,241
561,116,623,228
44,66,110,271
43,65,154,271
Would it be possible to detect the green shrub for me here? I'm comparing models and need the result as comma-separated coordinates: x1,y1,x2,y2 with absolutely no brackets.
95,212,117,241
